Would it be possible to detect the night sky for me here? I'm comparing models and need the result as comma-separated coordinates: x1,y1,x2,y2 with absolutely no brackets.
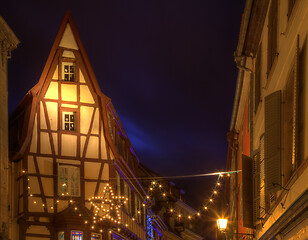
2,0,245,212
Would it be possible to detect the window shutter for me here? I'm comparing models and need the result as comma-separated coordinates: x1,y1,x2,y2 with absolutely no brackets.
253,152,260,225
255,45,261,112
242,154,254,228
267,0,278,74
70,166,80,196
264,91,281,195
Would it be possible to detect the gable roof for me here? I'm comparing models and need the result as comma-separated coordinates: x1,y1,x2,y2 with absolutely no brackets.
10,12,111,160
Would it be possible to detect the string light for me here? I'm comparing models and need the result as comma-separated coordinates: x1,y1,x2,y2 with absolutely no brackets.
21,168,237,232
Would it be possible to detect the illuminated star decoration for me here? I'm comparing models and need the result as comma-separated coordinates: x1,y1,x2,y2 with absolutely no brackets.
88,183,128,230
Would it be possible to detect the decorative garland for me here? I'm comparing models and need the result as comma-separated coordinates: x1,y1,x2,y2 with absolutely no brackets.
21,169,238,233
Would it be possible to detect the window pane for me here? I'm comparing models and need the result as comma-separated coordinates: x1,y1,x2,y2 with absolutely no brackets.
64,65,69,73
65,123,69,130
64,74,69,81
72,231,83,240
65,114,69,122
70,123,75,131
70,114,75,122
70,65,75,73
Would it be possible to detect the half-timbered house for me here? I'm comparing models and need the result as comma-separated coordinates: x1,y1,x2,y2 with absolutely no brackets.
9,12,151,240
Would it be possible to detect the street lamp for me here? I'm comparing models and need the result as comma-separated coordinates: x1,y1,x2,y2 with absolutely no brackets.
217,218,228,231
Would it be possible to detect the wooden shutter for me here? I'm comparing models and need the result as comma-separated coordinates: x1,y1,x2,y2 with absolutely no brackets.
70,166,80,196
264,91,281,195
267,0,278,74
242,154,254,228
253,152,260,225
255,45,261,112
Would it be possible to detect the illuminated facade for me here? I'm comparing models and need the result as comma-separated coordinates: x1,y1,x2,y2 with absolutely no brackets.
0,16,19,240
9,12,150,240
227,0,308,239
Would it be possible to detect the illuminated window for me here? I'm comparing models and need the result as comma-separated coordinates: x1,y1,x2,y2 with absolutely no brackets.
58,164,80,196
62,62,75,82
58,231,64,240
71,231,83,240
91,233,102,240
63,112,76,131
147,214,154,240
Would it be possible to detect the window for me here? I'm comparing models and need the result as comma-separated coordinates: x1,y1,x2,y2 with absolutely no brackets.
91,233,102,240
71,231,83,240
58,164,80,196
63,112,76,131
62,62,75,82
147,214,154,240
58,232,64,240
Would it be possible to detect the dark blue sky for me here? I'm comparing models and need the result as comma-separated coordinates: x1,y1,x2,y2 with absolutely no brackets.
2,0,245,209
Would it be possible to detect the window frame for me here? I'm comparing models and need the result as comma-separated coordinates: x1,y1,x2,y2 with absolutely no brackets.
58,163,81,197
59,57,78,83
60,107,79,133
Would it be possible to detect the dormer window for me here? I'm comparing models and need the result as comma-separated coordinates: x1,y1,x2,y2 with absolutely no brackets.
62,62,75,82
63,112,76,131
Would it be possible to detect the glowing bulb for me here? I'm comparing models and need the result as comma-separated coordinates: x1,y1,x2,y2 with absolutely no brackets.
33,201,37,204
188,216,191,219
217,183,221,186
170,209,173,212
150,188,153,191
159,185,162,188
178,214,181,218
214,191,217,194
197,212,200,216
210,199,213,202
204,206,208,210
85,221,88,224
163,193,166,196
227,173,230,177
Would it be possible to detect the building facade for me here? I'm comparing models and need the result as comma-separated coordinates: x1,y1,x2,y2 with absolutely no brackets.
227,0,308,239
0,16,19,240
9,12,201,240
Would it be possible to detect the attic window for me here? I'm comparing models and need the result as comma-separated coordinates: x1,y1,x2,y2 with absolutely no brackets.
62,62,75,82
63,112,76,131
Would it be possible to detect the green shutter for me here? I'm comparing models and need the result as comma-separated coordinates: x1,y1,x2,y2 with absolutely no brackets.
265,91,281,195
242,154,254,228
